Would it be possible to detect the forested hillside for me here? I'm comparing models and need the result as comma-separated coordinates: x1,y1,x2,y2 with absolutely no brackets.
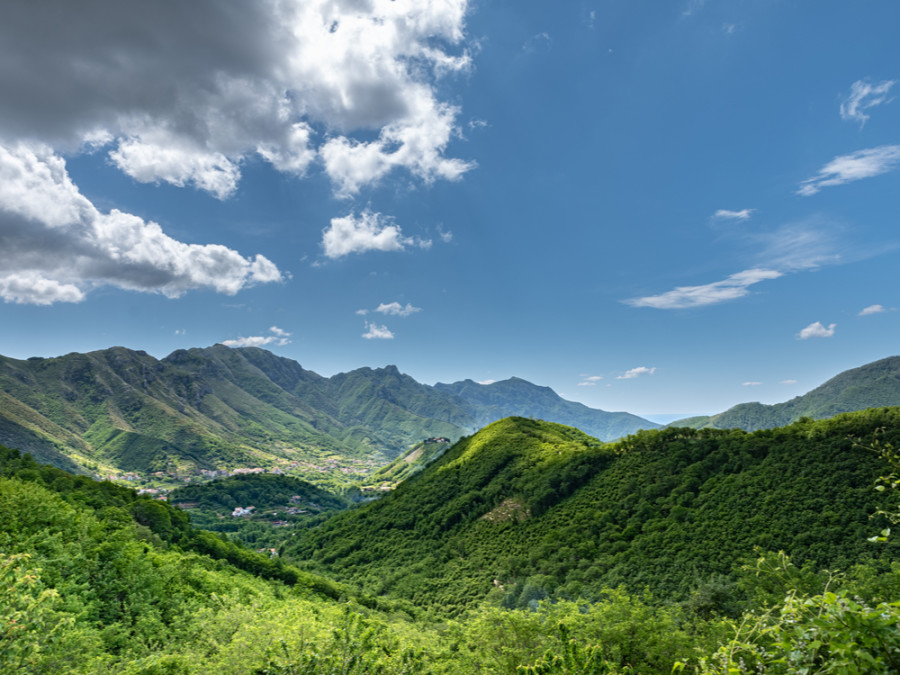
288,409,900,617
675,356,900,431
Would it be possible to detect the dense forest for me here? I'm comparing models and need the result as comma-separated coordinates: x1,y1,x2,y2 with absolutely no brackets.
3,409,900,672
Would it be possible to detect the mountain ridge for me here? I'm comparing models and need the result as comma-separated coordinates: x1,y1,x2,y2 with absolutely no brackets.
0,345,657,477
673,355,900,431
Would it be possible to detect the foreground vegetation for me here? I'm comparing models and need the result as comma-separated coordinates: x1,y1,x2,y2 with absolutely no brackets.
288,410,900,616
3,407,900,672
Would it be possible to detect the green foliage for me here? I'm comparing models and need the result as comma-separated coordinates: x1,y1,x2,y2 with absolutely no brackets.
287,411,900,616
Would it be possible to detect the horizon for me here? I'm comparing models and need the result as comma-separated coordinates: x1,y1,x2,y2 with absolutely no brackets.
1,2,898,416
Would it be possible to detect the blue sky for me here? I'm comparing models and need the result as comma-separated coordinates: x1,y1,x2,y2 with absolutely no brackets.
1,1,899,420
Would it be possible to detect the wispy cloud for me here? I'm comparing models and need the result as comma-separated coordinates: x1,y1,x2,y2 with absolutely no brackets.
713,208,754,221
362,322,394,340
742,381,762,386
223,326,292,348
797,321,836,339
375,302,422,317
625,268,781,309
523,32,552,54
840,79,896,127
578,375,604,386
617,366,656,380
321,211,430,259
798,145,900,196
781,379,798,385
752,219,843,271
859,304,886,316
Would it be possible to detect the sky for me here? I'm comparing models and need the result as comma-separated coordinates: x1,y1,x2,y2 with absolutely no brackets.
1,0,899,421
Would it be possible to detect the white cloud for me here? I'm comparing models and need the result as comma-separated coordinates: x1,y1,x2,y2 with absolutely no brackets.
578,375,604,387
859,304,886,316
0,0,474,198
742,381,763,386
617,367,656,380
375,302,421,317
625,268,781,310
797,321,836,339
713,208,754,221
478,379,496,385
322,211,430,259
0,143,282,305
798,145,900,196
840,79,896,127
362,322,394,340
223,326,291,348
781,379,798,385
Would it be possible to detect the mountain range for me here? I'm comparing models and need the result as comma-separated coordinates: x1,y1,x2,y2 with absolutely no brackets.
3,345,900,479
0,345,656,476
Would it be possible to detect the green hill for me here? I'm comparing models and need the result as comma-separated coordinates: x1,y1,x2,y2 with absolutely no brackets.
674,355,900,431
286,410,900,616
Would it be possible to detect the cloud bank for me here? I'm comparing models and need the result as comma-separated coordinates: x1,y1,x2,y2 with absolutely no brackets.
0,0,473,302
0,144,282,305
0,0,473,197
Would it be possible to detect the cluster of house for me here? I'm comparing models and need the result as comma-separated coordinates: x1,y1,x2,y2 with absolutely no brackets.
424,437,451,444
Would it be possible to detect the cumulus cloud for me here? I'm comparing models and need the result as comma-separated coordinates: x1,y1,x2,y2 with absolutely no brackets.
375,302,421,317
797,321,836,339
223,326,292,348
617,366,656,380
840,79,896,127
625,268,782,309
859,304,886,316
321,211,429,258
0,143,282,305
713,208,754,221
0,0,474,198
798,145,900,196
362,322,394,340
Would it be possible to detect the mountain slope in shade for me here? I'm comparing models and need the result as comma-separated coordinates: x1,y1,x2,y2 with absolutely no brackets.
674,356,900,431
435,376,659,441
